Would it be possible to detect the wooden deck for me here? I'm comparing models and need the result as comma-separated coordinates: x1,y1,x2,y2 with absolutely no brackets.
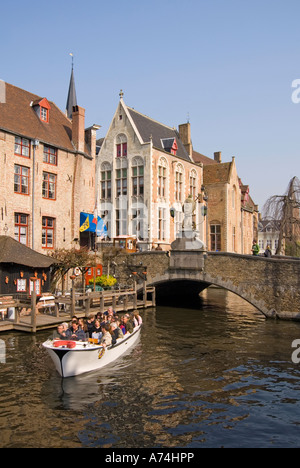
0,287,155,334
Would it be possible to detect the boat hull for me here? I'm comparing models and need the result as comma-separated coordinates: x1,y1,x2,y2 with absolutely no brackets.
43,326,141,378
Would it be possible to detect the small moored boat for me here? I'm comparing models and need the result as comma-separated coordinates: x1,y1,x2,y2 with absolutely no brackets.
43,325,142,378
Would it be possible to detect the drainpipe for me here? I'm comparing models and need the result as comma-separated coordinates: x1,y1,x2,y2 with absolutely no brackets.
31,139,39,250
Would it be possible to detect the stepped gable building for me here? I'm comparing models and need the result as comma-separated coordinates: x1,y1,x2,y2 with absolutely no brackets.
193,150,258,254
0,77,100,254
96,92,206,250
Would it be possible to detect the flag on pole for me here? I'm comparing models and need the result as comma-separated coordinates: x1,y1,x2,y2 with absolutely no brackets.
79,215,90,232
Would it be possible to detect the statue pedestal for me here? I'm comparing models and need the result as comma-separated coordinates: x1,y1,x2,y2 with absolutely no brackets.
171,230,205,251
170,231,206,270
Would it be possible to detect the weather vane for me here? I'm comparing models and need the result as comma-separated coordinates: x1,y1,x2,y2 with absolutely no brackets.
69,52,74,69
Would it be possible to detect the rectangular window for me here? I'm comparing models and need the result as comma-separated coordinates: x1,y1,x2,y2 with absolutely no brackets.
29,278,41,296
14,213,29,245
189,173,197,198
43,145,57,165
116,209,127,237
116,168,127,196
158,166,166,198
116,143,127,157
132,165,144,196
101,169,112,200
40,107,49,122
42,217,55,249
42,172,57,200
175,171,183,201
14,165,29,194
15,136,30,158
17,278,27,293
210,224,221,251
158,208,166,241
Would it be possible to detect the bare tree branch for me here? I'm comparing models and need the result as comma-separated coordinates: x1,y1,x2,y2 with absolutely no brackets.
262,177,300,256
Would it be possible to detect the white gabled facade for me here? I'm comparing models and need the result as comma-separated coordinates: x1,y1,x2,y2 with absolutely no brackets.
96,93,206,250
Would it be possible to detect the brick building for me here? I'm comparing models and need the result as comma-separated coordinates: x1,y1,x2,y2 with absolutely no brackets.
0,80,99,254
193,151,258,254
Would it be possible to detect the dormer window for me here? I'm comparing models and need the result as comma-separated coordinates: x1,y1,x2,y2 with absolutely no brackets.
31,97,51,123
161,138,178,155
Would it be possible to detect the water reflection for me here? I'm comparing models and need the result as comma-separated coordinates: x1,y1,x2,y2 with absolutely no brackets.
1,287,300,447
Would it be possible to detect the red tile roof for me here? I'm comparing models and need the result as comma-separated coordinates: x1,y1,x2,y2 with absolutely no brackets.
192,150,217,166
0,82,76,153
204,161,232,184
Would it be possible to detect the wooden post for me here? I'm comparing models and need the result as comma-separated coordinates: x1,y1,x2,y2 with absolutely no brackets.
30,278,37,333
112,294,117,311
54,301,60,318
133,280,137,308
143,270,148,307
100,292,104,313
85,295,91,316
143,280,147,306
15,305,20,325
70,275,76,318
152,287,156,307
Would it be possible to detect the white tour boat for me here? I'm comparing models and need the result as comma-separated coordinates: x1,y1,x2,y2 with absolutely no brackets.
42,325,142,378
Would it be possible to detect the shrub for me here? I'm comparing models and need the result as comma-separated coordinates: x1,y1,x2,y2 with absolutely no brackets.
89,275,117,289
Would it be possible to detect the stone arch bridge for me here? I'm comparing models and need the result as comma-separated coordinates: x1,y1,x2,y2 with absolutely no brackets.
122,250,300,320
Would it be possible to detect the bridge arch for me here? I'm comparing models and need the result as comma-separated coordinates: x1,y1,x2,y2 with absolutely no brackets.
126,250,300,320
148,274,270,317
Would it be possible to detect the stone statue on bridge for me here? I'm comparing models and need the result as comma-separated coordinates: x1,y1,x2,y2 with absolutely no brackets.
171,194,206,251
182,194,196,231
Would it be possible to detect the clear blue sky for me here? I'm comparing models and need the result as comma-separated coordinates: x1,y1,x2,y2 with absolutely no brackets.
1,0,300,209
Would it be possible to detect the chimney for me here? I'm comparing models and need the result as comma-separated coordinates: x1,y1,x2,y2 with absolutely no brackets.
85,124,101,157
214,151,222,163
178,123,192,157
72,105,85,152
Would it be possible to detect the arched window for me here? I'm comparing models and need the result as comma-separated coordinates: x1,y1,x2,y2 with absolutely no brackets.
189,169,197,198
158,157,168,198
116,134,127,158
175,164,184,202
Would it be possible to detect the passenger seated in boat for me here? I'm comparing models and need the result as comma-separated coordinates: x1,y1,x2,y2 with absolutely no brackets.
100,324,113,347
131,311,143,327
86,314,95,337
121,315,133,334
90,319,102,341
135,311,143,325
78,318,88,333
66,320,86,341
53,324,68,340
110,322,124,344
104,306,115,318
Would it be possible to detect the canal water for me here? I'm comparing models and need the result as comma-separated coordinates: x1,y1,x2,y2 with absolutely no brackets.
1,287,300,448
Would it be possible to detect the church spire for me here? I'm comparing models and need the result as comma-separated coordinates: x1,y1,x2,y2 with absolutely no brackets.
66,53,77,119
